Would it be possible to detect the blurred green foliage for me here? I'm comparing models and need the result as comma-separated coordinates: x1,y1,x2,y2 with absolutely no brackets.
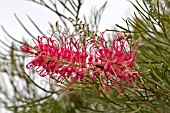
0,0,170,113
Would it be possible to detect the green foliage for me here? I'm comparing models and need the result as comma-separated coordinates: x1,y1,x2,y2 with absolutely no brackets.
0,0,170,113
115,0,170,112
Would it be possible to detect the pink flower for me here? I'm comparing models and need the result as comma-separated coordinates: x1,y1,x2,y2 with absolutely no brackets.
21,31,144,95
88,32,143,95
20,33,88,87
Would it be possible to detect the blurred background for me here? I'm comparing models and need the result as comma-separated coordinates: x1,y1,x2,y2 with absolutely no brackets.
1,0,170,113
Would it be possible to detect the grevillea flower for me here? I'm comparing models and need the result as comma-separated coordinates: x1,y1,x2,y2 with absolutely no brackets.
20,33,88,86
88,32,144,95
20,31,144,95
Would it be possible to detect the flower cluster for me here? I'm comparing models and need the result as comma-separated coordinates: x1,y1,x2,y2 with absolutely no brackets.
20,34,88,85
88,32,143,94
20,31,143,95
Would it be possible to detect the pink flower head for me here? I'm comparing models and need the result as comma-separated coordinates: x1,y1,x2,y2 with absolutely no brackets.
88,32,143,95
21,31,144,95
20,33,88,87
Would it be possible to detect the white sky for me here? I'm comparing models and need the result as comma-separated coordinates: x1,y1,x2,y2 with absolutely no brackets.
0,0,135,40
0,0,135,113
